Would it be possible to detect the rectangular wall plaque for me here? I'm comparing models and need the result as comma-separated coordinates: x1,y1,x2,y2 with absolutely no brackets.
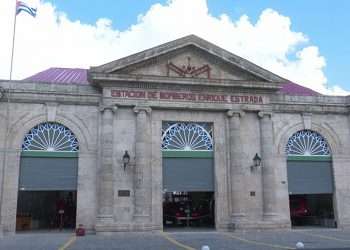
118,190,130,197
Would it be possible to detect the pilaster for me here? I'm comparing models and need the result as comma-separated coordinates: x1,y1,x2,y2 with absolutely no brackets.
97,105,117,224
258,111,278,220
133,106,152,222
227,110,246,224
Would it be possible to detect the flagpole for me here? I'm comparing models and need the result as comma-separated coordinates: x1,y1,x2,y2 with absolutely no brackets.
10,1,18,80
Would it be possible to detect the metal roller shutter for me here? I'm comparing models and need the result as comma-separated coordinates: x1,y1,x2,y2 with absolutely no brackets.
19,157,78,191
287,160,333,194
163,158,214,192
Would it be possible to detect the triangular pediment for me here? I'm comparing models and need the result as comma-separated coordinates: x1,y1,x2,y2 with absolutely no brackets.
111,45,265,81
89,35,287,85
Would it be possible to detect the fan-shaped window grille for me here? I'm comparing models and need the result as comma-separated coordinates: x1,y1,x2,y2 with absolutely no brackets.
286,130,330,156
22,122,79,152
162,122,213,151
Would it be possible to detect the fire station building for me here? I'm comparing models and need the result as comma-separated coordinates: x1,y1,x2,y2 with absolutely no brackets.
0,35,350,234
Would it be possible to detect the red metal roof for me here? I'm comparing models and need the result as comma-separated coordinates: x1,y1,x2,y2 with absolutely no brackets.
23,67,319,96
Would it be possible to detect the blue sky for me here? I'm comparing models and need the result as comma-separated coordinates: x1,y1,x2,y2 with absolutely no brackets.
48,0,349,90
0,0,349,95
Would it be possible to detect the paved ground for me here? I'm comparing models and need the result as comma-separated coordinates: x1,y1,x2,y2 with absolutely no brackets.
1,229,350,250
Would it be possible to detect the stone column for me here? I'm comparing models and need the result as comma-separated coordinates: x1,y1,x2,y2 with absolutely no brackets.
133,106,152,222
258,111,277,220
227,110,246,223
97,105,117,224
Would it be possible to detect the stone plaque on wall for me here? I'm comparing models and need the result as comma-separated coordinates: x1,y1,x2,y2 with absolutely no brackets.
118,190,130,197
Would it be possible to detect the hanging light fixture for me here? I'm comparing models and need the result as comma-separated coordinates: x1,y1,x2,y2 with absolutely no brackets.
250,153,262,172
122,150,130,171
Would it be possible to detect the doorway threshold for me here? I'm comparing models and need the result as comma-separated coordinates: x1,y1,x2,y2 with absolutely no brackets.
16,229,75,234
292,226,338,230
164,227,215,233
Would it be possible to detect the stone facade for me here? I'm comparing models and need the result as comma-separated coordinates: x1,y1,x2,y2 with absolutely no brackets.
1,35,350,235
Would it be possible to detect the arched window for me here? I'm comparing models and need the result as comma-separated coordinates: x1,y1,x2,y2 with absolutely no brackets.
162,122,213,151
22,122,79,152
285,129,330,156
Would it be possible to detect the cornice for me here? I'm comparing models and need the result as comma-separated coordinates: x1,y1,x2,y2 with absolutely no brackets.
2,81,350,115
88,72,283,93
0,92,100,106
272,104,349,115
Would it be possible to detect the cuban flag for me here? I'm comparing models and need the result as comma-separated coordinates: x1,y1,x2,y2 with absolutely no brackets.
16,1,37,17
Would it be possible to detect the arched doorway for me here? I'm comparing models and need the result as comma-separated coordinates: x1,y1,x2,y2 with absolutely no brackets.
286,130,336,228
16,122,79,231
162,122,215,229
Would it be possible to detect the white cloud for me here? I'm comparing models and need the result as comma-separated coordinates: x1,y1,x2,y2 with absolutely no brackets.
0,0,347,95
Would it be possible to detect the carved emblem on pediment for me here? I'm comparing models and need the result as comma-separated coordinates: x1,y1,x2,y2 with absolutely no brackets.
166,57,211,78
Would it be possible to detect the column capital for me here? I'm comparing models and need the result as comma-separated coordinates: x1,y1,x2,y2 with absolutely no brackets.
302,112,312,117
134,106,152,114
258,111,273,119
226,110,245,118
99,104,118,113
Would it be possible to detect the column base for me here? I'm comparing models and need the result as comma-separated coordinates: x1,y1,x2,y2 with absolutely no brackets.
133,213,150,223
96,214,114,225
336,218,350,229
263,212,279,221
228,219,291,231
231,213,246,220
230,213,247,230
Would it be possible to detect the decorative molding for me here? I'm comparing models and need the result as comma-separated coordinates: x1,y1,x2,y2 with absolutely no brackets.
99,104,118,113
133,106,152,114
302,112,312,130
92,72,280,93
226,110,245,118
166,57,211,78
258,111,273,119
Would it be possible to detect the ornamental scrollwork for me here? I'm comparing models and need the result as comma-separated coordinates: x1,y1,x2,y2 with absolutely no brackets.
162,122,213,151
22,122,79,152
285,130,330,156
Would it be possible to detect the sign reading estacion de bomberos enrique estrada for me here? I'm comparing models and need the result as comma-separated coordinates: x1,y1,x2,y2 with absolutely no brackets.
111,89,265,104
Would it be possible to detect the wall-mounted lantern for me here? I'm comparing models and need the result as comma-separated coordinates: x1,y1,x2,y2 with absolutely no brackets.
250,153,262,172
122,150,130,171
